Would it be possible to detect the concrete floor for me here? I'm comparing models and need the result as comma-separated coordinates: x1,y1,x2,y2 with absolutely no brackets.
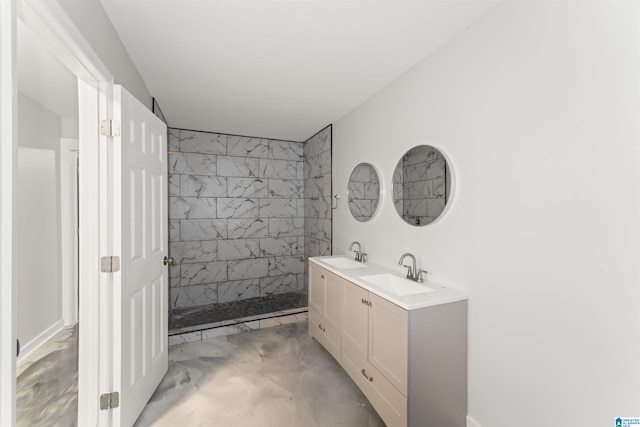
17,321,385,427
16,324,78,427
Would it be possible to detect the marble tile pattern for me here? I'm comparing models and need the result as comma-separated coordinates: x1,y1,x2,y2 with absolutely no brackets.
168,129,307,311
348,163,380,222
136,322,385,427
303,126,332,287
395,145,447,226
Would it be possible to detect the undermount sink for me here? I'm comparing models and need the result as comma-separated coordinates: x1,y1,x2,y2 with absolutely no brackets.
322,257,366,270
359,273,434,296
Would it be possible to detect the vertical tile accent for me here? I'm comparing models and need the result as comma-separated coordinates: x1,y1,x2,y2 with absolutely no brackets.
303,125,332,293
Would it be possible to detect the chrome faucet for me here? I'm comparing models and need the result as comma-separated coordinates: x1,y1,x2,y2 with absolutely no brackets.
349,241,367,263
398,253,426,282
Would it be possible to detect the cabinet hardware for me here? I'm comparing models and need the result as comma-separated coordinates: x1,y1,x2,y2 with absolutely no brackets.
318,324,325,332
361,369,374,382
321,275,325,279
163,256,174,265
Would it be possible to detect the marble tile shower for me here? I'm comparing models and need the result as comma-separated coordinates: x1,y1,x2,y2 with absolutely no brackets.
168,129,306,311
168,126,332,329
304,126,332,259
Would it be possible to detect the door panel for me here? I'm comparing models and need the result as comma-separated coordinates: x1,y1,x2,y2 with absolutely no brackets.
324,271,344,331
368,293,408,396
114,85,168,426
342,280,369,358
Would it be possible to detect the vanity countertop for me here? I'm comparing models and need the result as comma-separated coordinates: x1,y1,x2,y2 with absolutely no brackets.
309,255,468,311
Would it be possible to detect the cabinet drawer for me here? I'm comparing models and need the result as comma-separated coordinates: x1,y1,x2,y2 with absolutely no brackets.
342,340,407,427
309,309,341,361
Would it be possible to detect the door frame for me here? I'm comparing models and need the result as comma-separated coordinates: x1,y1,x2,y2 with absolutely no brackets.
60,138,79,326
0,1,18,425
1,0,115,425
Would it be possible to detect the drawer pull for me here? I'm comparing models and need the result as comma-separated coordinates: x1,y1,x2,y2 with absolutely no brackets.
318,324,326,332
361,369,374,382
320,275,325,279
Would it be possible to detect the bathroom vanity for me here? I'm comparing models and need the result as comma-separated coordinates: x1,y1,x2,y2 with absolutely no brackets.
308,256,468,427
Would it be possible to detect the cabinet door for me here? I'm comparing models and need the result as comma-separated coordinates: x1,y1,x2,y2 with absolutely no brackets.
308,263,326,314
342,280,369,359
369,292,409,396
324,271,345,331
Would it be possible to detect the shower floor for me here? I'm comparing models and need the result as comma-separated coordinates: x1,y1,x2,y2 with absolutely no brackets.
169,291,308,333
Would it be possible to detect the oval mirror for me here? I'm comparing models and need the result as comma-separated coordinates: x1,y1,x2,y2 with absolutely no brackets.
392,145,452,226
348,162,381,222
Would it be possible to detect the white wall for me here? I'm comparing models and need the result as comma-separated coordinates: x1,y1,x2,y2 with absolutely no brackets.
56,0,152,108
16,93,64,348
333,1,640,425
61,116,78,139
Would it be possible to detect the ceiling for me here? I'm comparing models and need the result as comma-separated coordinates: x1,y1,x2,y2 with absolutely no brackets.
17,19,78,119
100,0,500,141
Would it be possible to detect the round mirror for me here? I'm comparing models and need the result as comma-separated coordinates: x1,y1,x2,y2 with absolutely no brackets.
348,163,381,222
393,145,452,226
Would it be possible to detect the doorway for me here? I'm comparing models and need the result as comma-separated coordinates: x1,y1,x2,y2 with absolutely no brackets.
14,17,80,426
3,2,169,425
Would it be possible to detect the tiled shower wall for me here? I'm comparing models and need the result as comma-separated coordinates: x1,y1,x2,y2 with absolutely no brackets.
168,129,306,309
304,125,332,261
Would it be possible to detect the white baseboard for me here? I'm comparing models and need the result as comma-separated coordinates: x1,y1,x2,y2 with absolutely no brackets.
17,318,65,364
467,415,483,427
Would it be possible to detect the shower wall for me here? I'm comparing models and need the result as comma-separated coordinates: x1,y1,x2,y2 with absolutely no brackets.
304,125,332,265
168,128,306,310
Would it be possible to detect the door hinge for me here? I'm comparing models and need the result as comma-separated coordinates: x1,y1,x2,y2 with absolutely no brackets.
100,256,120,273
100,392,120,410
100,119,121,137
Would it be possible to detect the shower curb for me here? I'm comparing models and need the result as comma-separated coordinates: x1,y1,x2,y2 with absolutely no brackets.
168,307,308,346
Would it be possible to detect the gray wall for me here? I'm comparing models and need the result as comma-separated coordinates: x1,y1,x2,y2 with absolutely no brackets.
168,129,306,309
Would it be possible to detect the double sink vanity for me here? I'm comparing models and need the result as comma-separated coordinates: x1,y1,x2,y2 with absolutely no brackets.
313,144,467,425
308,254,468,427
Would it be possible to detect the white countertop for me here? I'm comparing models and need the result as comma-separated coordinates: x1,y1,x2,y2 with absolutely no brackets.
309,255,468,310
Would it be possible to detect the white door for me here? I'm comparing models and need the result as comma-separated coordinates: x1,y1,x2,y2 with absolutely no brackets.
112,85,168,426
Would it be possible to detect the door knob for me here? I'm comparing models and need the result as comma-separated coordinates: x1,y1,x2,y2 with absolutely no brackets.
163,256,174,266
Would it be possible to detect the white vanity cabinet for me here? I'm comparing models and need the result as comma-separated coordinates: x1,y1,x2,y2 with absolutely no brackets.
308,262,345,360
309,260,468,427
342,280,409,426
